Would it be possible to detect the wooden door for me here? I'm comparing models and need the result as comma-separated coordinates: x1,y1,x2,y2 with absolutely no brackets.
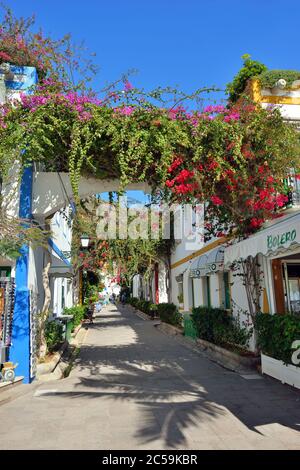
271,259,285,313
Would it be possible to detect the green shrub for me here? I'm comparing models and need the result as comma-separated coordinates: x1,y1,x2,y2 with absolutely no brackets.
141,300,152,315
45,320,64,352
128,297,151,315
226,54,267,103
191,306,251,349
157,303,182,327
258,70,300,89
63,305,86,330
255,313,300,366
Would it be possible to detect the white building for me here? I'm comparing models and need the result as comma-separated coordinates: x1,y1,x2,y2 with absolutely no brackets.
0,63,75,382
169,77,300,350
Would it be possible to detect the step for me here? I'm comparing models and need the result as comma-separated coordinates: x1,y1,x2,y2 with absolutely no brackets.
0,376,24,392
0,376,25,406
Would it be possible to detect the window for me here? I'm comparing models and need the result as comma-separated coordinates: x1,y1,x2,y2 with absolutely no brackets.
0,267,11,279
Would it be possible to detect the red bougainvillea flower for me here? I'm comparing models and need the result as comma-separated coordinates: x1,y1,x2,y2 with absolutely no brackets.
165,179,175,188
174,169,194,183
211,196,223,206
275,194,288,207
167,157,184,173
249,218,264,229
208,160,219,171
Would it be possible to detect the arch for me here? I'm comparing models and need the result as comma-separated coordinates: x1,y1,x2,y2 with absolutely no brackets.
32,172,151,218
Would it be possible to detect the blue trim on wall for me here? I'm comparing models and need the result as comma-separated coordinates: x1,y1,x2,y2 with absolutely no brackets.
48,239,72,267
5,66,38,91
10,166,33,383
8,66,37,384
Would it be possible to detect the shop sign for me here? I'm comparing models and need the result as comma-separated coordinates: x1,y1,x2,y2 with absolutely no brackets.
267,229,297,251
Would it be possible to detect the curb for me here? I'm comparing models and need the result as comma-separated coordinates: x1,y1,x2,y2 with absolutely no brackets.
36,341,68,377
154,319,260,374
127,305,151,321
36,323,87,382
155,322,183,337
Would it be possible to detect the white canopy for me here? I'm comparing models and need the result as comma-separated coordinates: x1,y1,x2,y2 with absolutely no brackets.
49,253,74,278
190,246,224,278
224,213,300,265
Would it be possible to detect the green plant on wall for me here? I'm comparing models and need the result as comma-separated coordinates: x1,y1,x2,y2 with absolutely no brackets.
226,54,267,103
258,70,300,89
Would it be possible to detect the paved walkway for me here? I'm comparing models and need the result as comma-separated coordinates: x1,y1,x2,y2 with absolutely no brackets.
0,304,300,449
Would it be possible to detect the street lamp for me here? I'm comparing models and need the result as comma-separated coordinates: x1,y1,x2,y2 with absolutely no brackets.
80,234,90,248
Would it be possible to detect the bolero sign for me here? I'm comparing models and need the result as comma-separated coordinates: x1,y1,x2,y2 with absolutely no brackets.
267,229,297,251
224,214,300,265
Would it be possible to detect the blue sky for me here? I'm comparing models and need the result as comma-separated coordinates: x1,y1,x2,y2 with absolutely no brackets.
3,0,300,203
4,0,300,97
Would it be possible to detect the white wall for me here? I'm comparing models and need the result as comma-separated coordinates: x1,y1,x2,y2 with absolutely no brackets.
158,262,168,303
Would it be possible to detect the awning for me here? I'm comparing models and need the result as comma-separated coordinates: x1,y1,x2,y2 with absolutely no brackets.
190,246,224,278
49,254,74,278
224,213,300,265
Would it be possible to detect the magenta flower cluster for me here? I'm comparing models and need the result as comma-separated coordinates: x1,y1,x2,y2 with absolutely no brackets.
19,91,102,121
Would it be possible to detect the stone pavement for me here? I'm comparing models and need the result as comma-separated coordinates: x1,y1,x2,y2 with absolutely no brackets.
0,304,300,450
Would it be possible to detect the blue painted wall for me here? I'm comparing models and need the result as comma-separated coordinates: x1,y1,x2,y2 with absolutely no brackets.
7,66,37,383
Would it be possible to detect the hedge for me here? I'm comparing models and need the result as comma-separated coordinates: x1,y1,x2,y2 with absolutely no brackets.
45,320,64,352
255,313,300,366
63,305,87,330
191,306,251,350
128,297,182,326
156,303,182,327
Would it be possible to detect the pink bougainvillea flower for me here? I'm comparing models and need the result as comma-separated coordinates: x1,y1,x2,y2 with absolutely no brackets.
124,80,133,91
114,105,134,116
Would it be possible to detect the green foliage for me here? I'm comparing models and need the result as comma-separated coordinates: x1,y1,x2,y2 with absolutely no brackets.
137,300,152,315
226,54,267,103
258,70,300,89
157,302,182,327
44,320,64,352
191,306,252,349
0,239,21,259
129,297,182,326
63,305,86,330
255,313,300,366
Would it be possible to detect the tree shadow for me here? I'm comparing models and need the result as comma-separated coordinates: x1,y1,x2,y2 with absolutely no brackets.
42,306,300,448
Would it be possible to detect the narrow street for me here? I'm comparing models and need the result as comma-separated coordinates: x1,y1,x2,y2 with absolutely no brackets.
0,304,299,450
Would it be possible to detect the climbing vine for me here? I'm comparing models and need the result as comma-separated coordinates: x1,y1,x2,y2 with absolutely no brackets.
0,7,300,253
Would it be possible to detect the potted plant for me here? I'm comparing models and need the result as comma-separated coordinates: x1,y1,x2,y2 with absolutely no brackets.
255,313,300,389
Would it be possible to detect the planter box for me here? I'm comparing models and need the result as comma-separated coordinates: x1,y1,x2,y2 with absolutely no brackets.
196,338,260,372
155,322,183,337
261,353,300,389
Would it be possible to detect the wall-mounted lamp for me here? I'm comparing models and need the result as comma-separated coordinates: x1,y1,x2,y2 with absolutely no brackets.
80,234,90,248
